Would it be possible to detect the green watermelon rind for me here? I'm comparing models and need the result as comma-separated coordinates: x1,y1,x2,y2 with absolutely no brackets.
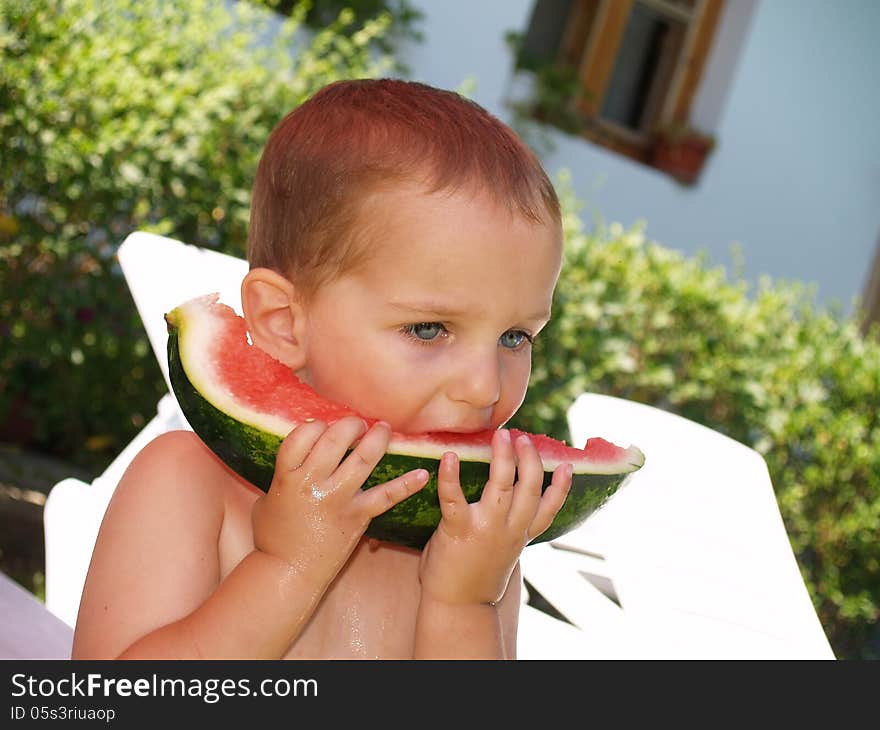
166,315,637,550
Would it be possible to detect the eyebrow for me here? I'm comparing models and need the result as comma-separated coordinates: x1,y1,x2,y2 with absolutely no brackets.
388,301,551,322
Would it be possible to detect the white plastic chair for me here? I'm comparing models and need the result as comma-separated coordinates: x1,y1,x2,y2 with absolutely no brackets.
519,393,835,658
43,231,835,659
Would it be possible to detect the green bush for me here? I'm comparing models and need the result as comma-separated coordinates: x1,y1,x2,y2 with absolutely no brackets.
510,174,880,659
256,0,424,73
0,0,392,471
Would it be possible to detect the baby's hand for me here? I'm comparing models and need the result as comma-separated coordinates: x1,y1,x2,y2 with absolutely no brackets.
418,429,573,606
252,417,428,576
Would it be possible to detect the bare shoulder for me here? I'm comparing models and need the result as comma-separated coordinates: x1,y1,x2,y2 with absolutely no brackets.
72,430,238,658
100,430,233,534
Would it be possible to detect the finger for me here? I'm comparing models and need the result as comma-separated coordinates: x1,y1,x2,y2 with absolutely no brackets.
507,434,545,528
357,467,430,518
527,463,573,541
274,420,329,476
436,451,468,528
332,420,392,492
300,415,369,480
481,429,516,511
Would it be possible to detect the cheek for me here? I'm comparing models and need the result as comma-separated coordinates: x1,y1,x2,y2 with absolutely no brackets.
495,354,532,425
306,332,424,414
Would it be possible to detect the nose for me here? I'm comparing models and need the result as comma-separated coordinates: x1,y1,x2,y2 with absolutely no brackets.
446,346,502,410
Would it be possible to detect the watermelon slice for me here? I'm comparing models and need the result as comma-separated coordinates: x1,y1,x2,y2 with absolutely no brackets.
165,294,645,549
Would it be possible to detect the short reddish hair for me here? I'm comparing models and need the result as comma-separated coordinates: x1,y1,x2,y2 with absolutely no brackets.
247,78,560,301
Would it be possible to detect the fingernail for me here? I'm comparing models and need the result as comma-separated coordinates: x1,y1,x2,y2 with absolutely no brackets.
565,463,574,478
517,434,531,448
413,469,429,482
500,429,511,444
444,452,458,466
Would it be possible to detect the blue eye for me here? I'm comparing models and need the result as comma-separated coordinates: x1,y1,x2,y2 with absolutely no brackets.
404,322,446,342
500,330,534,350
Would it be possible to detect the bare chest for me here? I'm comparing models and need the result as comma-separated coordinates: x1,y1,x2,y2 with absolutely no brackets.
218,486,423,659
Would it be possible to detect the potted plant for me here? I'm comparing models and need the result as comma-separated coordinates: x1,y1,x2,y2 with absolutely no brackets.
651,124,717,185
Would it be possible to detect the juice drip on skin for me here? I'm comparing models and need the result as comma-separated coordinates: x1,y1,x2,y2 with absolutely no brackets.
342,601,369,658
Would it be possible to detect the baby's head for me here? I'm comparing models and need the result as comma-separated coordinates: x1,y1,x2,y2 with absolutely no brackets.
242,79,564,434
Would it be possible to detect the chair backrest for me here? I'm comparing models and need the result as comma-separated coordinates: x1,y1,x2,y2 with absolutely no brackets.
43,231,245,628
117,231,249,393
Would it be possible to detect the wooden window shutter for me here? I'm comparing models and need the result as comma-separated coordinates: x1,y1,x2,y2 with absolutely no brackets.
669,0,725,124
576,0,634,117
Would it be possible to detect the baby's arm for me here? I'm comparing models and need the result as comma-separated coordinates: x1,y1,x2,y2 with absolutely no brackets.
413,430,572,659
73,418,426,659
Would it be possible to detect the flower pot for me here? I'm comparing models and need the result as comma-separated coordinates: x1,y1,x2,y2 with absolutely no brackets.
651,133,714,185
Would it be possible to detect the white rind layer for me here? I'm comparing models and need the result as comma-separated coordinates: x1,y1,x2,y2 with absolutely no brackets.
177,295,303,440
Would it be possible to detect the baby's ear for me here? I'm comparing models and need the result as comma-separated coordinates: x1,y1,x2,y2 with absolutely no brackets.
240,268,308,369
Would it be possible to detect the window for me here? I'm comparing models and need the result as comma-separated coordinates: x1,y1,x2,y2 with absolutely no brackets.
515,0,725,179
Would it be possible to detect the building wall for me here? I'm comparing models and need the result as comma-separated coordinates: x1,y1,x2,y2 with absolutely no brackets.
402,0,880,310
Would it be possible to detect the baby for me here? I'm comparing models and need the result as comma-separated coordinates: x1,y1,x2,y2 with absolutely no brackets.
72,79,572,659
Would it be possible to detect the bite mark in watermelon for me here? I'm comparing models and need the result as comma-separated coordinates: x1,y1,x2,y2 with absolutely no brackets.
165,294,645,549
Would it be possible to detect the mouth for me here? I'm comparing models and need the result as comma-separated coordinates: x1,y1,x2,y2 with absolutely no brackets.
430,424,495,434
